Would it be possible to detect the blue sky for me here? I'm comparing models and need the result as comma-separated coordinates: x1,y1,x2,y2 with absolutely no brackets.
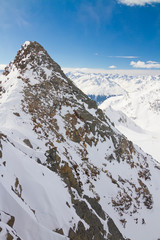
0,0,160,69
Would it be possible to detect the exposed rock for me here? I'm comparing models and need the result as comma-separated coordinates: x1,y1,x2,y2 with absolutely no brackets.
83,195,106,220
23,139,33,148
13,112,20,117
108,217,126,240
71,199,107,240
55,228,64,236
7,215,15,228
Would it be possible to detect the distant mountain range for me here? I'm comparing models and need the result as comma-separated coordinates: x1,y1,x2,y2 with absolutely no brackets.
0,42,160,239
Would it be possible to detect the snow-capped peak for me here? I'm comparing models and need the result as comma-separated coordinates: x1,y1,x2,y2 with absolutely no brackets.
1,42,160,240
3,41,66,86
22,40,31,48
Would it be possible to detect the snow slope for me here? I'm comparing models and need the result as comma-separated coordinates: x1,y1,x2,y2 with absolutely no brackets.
100,73,160,162
64,68,160,162
1,43,160,239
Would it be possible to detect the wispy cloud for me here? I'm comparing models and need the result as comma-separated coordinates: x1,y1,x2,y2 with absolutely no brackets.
118,0,160,6
16,14,29,27
78,1,115,27
0,64,6,71
130,60,160,68
79,3,100,25
109,56,138,59
109,65,117,69
0,1,29,29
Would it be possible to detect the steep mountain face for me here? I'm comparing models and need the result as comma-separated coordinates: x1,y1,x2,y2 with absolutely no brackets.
1,42,160,240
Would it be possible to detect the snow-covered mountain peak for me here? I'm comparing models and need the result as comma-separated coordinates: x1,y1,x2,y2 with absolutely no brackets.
3,41,65,86
1,43,160,240
22,40,32,48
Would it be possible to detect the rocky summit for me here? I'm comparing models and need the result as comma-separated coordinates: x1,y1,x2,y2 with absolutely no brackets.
0,41,160,240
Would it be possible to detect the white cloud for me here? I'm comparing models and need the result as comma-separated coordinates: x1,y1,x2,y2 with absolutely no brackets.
118,0,160,6
117,56,138,59
109,56,138,59
130,60,160,68
109,65,117,69
0,64,6,71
